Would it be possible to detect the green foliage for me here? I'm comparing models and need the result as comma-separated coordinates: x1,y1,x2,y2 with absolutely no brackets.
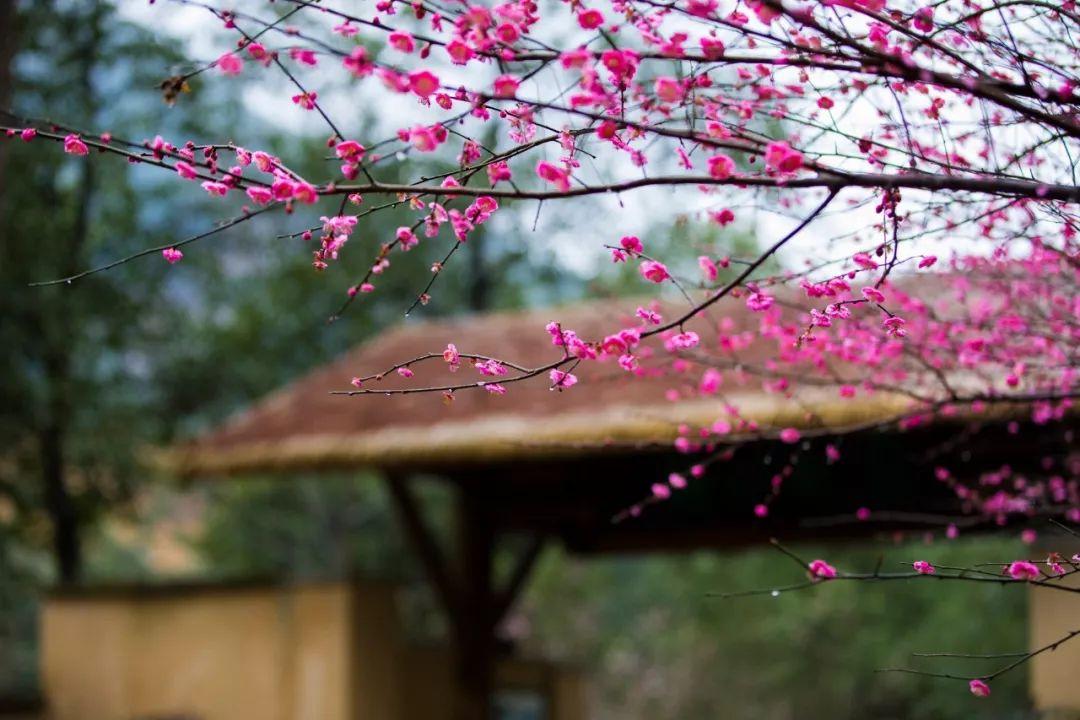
520,537,1033,720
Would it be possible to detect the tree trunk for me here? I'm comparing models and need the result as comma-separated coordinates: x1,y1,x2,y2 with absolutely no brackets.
0,0,17,220
35,3,103,584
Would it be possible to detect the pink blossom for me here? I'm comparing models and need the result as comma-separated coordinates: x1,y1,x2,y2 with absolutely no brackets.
620,236,644,254
446,39,475,64
700,369,722,394
670,331,700,350
343,47,373,77
396,227,419,251
350,377,363,388
410,125,449,153
408,71,440,98
698,256,719,282
388,31,416,53
861,286,886,303
1006,561,1040,581
746,0,781,23
577,8,604,28
652,483,671,500
293,182,318,204
913,560,935,575
549,369,578,389
969,680,991,698
162,247,183,264
246,187,274,205
336,140,366,165
746,292,774,312
487,161,512,184
476,359,508,376
808,559,837,579
217,52,244,75
289,48,318,66
536,161,570,191
484,383,507,395
852,252,878,269
559,47,592,69
292,92,318,110
443,344,460,369
913,7,934,32
779,428,801,444
753,503,769,518
639,260,670,284
919,255,938,269
175,161,198,180
708,154,736,180
493,75,521,98
63,134,89,156
334,21,359,37
764,141,804,173
245,42,272,65
20,128,36,141
201,181,229,197
882,316,907,338
654,76,684,103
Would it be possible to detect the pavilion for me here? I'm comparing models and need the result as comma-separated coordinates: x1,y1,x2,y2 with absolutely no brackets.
151,298,1078,719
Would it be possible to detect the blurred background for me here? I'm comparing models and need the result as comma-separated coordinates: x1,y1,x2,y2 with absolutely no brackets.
0,2,1048,719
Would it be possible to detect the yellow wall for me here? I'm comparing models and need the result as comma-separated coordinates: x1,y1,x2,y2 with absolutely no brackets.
41,581,585,720
1029,574,1080,715
42,583,358,720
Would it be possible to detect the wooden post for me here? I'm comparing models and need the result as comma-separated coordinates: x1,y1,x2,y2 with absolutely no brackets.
384,474,544,720
453,490,495,720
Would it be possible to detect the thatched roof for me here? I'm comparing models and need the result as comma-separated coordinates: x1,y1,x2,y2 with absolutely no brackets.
162,295,938,478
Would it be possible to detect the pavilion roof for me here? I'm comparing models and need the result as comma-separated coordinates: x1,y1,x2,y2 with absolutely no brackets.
162,292,945,478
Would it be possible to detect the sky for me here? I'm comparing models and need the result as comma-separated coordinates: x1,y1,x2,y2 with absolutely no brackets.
115,0,990,297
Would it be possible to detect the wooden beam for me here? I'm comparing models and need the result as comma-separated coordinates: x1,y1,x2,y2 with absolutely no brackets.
492,535,544,628
384,474,460,619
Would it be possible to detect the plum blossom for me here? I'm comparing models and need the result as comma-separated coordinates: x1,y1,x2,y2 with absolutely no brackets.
162,248,183,264
669,331,700,350
654,76,684,103
1006,561,1040,581
217,52,243,75
639,260,670,284
698,256,719,282
388,31,415,53
746,292,774,312
493,75,521,98
63,134,88,155
175,161,198,180
764,141,804,173
246,187,273,205
443,344,460,370
408,71,440,98
549,369,578,389
912,561,935,575
708,154,736,180
577,8,604,28
808,559,837,580
536,161,570,191
969,680,991,697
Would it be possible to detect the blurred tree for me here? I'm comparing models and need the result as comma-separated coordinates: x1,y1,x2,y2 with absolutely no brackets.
518,537,1031,720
